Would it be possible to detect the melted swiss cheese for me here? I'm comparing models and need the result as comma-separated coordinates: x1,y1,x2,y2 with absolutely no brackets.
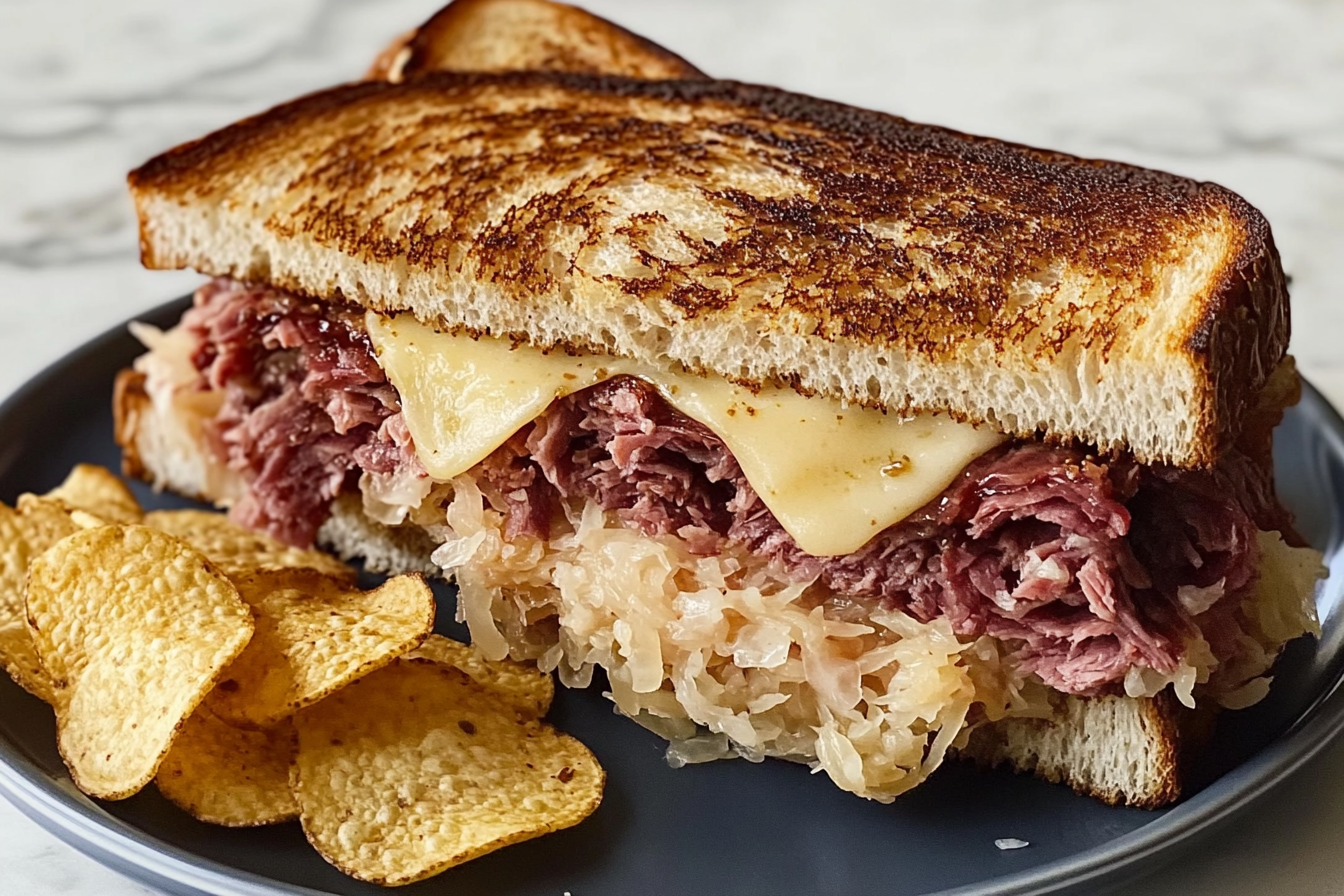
366,313,1005,556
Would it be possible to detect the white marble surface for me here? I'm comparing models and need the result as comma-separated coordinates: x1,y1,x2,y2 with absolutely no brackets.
1,1,1343,894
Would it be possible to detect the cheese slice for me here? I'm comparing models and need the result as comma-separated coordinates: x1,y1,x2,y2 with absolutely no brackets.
366,313,1005,556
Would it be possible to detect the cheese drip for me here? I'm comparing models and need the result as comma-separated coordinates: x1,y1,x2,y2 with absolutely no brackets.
366,313,1005,556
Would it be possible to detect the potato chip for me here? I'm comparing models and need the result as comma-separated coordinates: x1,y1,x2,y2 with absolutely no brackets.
143,509,356,583
26,524,255,799
0,498,92,703
292,659,604,885
0,503,54,703
207,569,434,728
406,634,553,718
156,707,297,826
0,618,49,703
42,464,142,524
14,494,82,549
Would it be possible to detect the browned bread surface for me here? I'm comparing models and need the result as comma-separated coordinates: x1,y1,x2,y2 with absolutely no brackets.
366,0,704,82
128,72,1288,467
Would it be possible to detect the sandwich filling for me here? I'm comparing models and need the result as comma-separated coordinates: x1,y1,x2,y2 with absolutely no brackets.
129,278,1322,799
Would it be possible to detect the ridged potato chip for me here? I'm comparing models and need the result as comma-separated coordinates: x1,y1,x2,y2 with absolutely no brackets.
143,509,357,583
9,471,594,879
26,524,255,799
0,503,54,703
42,464,142,524
207,569,434,728
0,621,46,701
406,634,553,718
292,659,604,885
157,707,297,827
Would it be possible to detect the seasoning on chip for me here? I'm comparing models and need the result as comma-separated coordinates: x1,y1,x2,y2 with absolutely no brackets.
0,503,54,703
144,509,358,583
42,463,143,524
406,633,554,719
13,494,82,551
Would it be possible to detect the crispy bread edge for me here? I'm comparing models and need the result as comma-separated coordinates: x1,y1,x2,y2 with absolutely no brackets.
1188,223,1292,465
366,28,417,81
114,367,218,503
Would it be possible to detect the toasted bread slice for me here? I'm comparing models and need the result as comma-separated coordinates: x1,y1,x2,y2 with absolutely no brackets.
958,694,1189,809
128,73,1287,468
366,0,703,83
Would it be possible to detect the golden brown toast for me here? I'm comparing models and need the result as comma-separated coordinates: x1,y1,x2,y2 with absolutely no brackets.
128,72,1287,468
365,0,703,82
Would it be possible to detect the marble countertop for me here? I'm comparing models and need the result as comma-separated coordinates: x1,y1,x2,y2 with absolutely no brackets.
2,1,1343,893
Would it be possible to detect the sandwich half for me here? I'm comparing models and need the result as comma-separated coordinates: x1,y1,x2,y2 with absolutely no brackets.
116,70,1323,807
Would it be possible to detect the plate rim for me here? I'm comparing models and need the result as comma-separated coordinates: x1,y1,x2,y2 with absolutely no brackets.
2,296,1343,896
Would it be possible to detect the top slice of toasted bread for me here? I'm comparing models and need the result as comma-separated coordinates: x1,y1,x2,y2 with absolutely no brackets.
127,73,1288,469
366,0,703,82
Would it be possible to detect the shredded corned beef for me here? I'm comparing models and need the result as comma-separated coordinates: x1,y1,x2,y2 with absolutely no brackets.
183,279,406,546
182,278,1280,696
526,378,1264,694
474,428,555,542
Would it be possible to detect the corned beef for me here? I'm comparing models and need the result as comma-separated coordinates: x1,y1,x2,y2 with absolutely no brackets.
181,278,1277,697
528,378,1262,695
183,279,402,546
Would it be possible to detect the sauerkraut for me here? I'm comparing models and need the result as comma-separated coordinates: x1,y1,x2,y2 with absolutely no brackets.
395,469,1321,800
129,320,242,504
1213,529,1323,709
1120,529,1323,711
431,473,1046,802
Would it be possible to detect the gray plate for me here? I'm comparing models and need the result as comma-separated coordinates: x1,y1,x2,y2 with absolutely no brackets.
2,297,1343,896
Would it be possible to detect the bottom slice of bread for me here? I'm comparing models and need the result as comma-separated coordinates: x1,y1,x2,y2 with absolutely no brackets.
956,694,1187,808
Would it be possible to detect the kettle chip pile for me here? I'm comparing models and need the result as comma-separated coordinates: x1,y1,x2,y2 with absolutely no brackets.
0,464,604,886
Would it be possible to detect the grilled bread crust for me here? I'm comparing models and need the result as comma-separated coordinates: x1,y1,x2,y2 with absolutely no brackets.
365,0,704,83
128,72,1287,469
